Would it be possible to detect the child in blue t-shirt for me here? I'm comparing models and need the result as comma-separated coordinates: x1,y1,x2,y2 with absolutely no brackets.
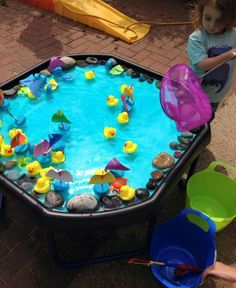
187,0,236,111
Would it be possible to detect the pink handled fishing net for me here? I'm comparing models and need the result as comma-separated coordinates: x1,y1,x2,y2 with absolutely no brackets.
160,64,212,132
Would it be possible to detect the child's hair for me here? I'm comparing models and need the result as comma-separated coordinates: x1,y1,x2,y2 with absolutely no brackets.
191,0,236,30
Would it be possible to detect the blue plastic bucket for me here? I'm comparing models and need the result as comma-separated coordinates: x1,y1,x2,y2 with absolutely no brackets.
151,209,216,288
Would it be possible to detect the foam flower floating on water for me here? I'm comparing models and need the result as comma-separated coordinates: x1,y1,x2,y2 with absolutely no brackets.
10,132,27,148
89,169,115,185
46,168,73,183
48,133,63,148
33,134,63,157
89,169,116,194
105,158,130,171
51,110,72,131
33,140,50,157
46,168,73,192
13,155,32,168
109,65,124,76
51,110,71,124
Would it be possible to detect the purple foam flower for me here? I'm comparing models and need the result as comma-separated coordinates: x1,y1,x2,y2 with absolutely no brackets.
33,140,50,157
105,158,130,171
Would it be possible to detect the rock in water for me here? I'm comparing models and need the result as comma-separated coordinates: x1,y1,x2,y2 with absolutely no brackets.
146,178,157,190
40,69,51,77
60,56,76,70
17,173,36,185
20,182,34,192
5,170,20,181
3,88,17,98
135,188,150,200
66,194,98,213
45,191,64,208
0,161,6,172
100,195,122,209
5,160,17,170
169,142,179,150
152,153,175,169
178,136,191,145
76,60,88,67
151,170,164,181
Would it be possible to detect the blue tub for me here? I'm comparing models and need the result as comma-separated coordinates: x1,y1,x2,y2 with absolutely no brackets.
151,209,216,288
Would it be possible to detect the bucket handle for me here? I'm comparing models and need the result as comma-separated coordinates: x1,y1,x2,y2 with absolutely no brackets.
179,208,216,236
206,161,236,182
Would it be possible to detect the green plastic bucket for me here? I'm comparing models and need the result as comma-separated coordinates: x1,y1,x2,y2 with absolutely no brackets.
186,161,236,232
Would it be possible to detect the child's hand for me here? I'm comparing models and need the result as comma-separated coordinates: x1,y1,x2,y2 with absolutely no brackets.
202,262,236,283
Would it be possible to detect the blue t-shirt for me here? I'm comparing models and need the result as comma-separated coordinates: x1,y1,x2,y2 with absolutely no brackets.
187,28,236,103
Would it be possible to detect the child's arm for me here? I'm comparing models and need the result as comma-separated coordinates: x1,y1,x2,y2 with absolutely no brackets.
197,49,236,71
202,261,236,283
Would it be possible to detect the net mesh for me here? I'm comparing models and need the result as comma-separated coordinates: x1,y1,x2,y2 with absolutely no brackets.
160,64,212,131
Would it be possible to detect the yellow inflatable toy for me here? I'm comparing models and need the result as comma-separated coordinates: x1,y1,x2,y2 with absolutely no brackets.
119,185,135,201
117,112,129,124
84,70,95,80
44,78,59,91
40,166,54,179
9,128,28,144
104,127,116,138
123,140,138,154
51,151,65,164
0,143,14,157
34,177,50,194
21,0,150,44
26,161,42,176
106,95,119,107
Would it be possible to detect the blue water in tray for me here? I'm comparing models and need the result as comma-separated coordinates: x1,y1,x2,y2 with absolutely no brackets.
1,64,182,212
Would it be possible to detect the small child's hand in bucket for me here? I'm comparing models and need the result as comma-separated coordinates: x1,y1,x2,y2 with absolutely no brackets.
202,261,236,283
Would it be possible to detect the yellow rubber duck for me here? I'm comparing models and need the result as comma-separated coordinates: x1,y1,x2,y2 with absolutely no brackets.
106,95,119,107
40,166,54,179
9,128,28,144
119,185,135,201
0,143,14,157
104,127,116,138
34,177,50,194
84,70,95,80
51,151,65,164
117,112,129,124
123,140,138,154
26,161,42,176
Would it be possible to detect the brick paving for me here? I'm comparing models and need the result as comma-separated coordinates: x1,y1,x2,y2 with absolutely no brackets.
0,1,235,287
